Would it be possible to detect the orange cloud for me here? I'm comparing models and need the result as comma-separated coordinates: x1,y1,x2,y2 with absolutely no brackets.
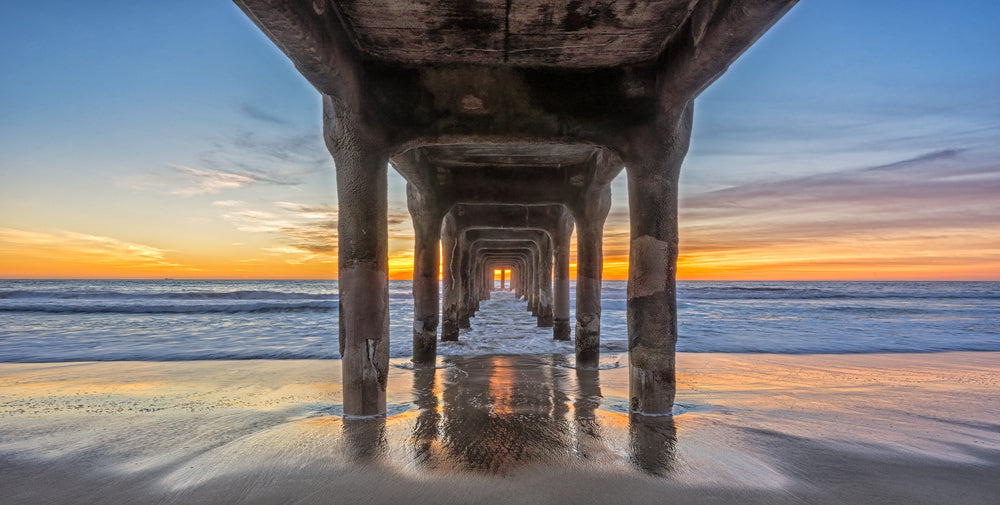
0,227,199,278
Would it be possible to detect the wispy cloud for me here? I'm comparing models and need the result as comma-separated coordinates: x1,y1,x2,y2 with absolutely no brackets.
217,201,338,264
212,200,245,207
117,102,331,198
117,164,299,197
680,149,999,232
0,228,197,271
239,103,291,126
202,131,329,178
684,92,1000,195
667,149,1000,277
597,148,1000,279
216,200,412,266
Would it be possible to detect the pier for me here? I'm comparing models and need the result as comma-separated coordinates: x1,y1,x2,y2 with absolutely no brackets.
235,0,797,416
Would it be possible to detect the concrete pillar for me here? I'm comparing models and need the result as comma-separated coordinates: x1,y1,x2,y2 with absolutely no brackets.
480,263,490,300
441,213,460,341
480,266,487,300
536,233,554,327
476,263,488,298
531,246,541,316
500,269,506,291
624,104,693,415
324,97,389,417
407,183,444,364
528,245,540,316
512,266,519,296
520,264,527,300
510,262,522,298
573,186,612,367
525,263,530,302
553,211,574,341
458,234,472,329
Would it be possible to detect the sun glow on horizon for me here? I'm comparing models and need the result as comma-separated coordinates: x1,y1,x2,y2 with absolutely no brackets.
3,225,997,281
2,3,998,283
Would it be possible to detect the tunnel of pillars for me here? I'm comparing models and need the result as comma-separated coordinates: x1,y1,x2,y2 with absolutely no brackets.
234,0,797,417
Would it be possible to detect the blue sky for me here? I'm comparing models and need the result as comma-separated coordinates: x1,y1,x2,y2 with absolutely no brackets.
1,1,998,279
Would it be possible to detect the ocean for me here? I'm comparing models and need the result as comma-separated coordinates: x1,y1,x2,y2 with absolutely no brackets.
1,279,998,363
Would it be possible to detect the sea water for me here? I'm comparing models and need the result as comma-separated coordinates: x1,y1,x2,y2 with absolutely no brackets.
1,279,998,362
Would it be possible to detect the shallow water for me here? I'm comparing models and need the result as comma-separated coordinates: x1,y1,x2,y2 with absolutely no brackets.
2,279,999,362
2,353,998,504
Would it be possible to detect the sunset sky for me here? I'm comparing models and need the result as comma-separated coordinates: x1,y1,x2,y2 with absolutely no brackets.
2,1,998,280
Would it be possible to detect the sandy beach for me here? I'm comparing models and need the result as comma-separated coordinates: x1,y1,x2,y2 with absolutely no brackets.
1,352,998,504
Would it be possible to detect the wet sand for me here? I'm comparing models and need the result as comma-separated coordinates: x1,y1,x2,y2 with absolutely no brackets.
1,352,998,504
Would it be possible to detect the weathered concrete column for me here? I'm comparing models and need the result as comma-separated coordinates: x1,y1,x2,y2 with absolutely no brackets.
325,97,389,417
521,258,531,302
481,262,491,299
458,235,473,329
536,233,554,327
623,104,693,415
441,213,460,341
513,266,522,297
553,210,574,341
499,269,506,291
480,262,490,300
572,186,612,367
406,183,445,364
528,245,540,316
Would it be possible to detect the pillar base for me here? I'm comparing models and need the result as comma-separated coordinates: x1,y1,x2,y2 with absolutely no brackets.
441,319,460,341
575,313,601,368
628,346,676,415
459,316,471,329
553,318,571,341
412,316,438,364
537,310,554,328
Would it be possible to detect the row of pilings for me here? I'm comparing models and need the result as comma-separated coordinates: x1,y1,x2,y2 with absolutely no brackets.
233,0,798,418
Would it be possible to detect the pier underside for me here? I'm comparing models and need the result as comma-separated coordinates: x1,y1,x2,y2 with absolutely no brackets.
235,0,797,416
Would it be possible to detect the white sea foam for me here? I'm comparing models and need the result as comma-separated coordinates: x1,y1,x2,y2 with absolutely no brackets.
1,279,998,362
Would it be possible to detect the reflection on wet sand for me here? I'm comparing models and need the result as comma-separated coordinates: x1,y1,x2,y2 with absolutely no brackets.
362,354,678,475
410,367,439,465
342,416,387,463
629,414,677,476
573,367,608,463
3,355,997,504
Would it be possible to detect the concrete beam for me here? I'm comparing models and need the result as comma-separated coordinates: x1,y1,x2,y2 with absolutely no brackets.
234,0,365,109
655,0,799,113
